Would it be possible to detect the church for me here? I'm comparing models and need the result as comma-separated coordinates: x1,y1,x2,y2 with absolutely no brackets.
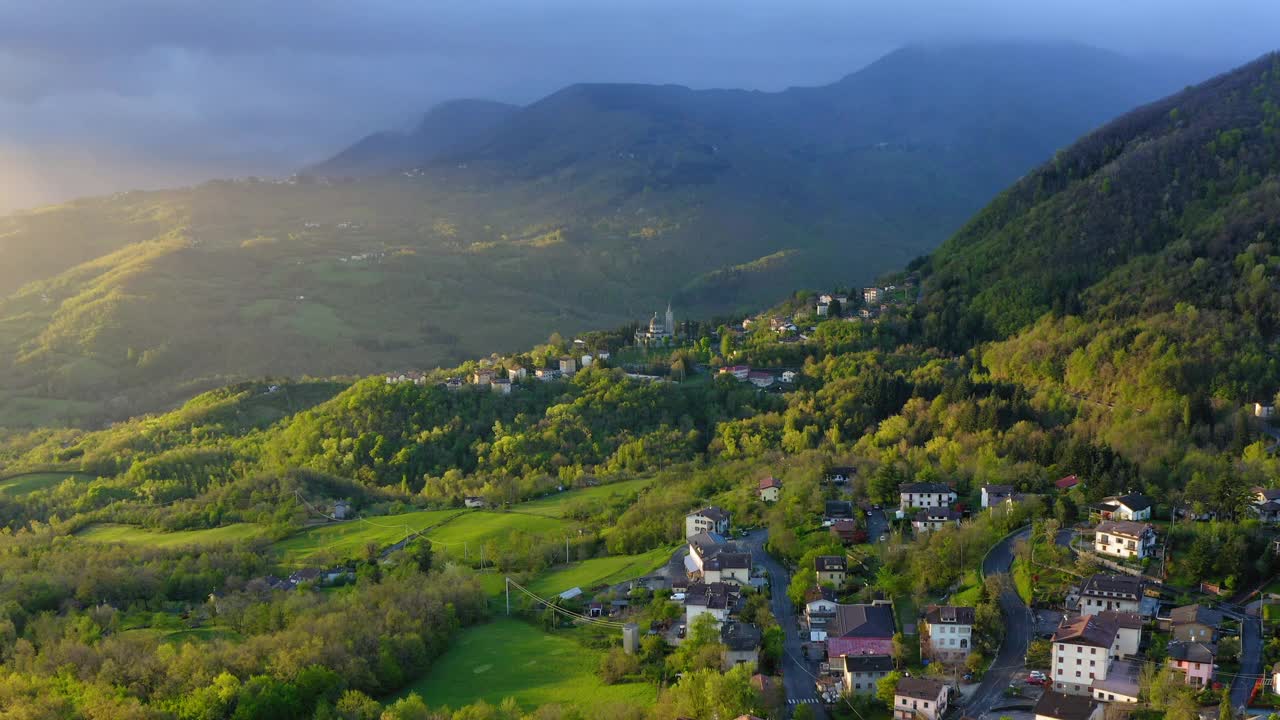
635,304,676,345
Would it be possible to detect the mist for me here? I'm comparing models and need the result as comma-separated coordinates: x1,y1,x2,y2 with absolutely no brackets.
0,0,1276,212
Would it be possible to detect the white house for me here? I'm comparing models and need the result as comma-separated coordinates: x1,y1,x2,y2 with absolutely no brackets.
463,496,487,509
922,606,974,663
491,378,512,395
913,508,962,533
781,370,798,384
893,677,948,720
841,654,893,695
758,476,782,502
685,507,731,538
898,482,957,510
1051,614,1137,696
559,356,577,376
863,287,882,305
1096,494,1153,522
1077,574,1144,614
684,581,738,626
981,484,1015,508
1093,521,1157,560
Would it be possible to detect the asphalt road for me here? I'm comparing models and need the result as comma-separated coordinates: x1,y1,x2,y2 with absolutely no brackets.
1231,613,1262,709
965,526,1033,717
745,529,827,718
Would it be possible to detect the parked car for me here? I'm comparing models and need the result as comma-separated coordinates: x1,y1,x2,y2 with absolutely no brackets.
676,625,687,639
670,592,686,601
1028,670,1047,681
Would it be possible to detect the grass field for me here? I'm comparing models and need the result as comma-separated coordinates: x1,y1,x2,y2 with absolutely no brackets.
528,546,673,596
76,523,265,548
0,471,92,495
949,569,985,606
424,511,567,548
273,509,464,565
517,478,654,518
397,617,654,711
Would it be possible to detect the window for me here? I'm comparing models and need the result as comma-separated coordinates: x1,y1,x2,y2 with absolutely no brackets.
1091,648,1096,655
1075,671,1081,678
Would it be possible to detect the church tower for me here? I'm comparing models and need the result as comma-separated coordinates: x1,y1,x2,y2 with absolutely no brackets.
665,303,675,337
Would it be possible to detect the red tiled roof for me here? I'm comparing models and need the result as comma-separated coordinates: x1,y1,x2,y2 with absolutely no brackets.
1056,475,1080,489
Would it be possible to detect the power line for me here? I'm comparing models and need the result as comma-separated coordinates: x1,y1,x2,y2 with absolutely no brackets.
504,577,627,628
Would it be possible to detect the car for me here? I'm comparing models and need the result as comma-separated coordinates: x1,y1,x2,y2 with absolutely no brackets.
676,625,687,639
1028,671,1047,681
879,534,888,542
670,592,686,601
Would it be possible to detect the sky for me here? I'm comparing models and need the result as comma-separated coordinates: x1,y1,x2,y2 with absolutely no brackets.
0,0,1277,212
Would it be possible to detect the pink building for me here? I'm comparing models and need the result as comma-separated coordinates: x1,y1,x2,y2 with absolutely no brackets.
1167,641,1216,688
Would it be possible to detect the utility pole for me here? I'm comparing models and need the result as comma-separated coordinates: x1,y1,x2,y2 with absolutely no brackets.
505,577,511,616
566,537,570,564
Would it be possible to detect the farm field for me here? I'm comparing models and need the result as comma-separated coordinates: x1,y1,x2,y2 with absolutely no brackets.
518,478,654,518
528,546,673,597
273,509,464,565
76,523,265,548
423,511,567,548
0,471,93,496
396,617,653,711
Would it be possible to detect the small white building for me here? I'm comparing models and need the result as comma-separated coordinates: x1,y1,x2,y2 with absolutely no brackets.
464,496,487,509
491,378,512,395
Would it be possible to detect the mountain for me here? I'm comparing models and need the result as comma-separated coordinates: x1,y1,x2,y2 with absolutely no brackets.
303,99,519,177
0,43,1222,427
916,51,1280,462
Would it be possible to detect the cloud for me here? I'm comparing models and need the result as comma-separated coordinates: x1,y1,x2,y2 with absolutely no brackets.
0,0,1276,211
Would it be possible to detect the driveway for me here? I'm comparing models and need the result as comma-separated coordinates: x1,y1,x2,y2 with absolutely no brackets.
965,526,1033,717
866,508,889,543
745,529,827,719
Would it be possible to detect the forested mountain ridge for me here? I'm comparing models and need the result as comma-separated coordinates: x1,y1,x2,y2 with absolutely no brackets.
0,43,1217,427
915,51,1280,466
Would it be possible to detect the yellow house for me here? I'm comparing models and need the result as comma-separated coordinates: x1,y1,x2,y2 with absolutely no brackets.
815,555,847,587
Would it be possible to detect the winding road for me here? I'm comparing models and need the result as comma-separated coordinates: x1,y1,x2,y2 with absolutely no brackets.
745,529,828,717
964,526,1033,717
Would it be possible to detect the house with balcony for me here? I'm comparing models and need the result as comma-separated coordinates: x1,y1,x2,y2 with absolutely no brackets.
1093,521,1156,560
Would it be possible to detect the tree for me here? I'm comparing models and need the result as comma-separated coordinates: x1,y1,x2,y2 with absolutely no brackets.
793,704,816,720
1219,689,1235,720
876,671,903,705
405,538,434,573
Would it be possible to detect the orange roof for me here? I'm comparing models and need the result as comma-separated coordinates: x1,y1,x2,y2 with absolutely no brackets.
759,476,782,490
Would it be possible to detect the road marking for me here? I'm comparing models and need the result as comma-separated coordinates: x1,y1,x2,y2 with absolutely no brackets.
786,699,821,705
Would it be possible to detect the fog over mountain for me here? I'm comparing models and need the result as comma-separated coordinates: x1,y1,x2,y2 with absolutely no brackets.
0,0,1275,211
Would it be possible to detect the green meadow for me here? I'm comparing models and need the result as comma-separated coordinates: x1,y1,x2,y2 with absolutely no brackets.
0,471,92,496
527,546,673,597
76,523,265,548
396,617,653,711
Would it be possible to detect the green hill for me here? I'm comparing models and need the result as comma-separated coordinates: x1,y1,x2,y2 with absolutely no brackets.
0,44,1216,426
916,51,1280,463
